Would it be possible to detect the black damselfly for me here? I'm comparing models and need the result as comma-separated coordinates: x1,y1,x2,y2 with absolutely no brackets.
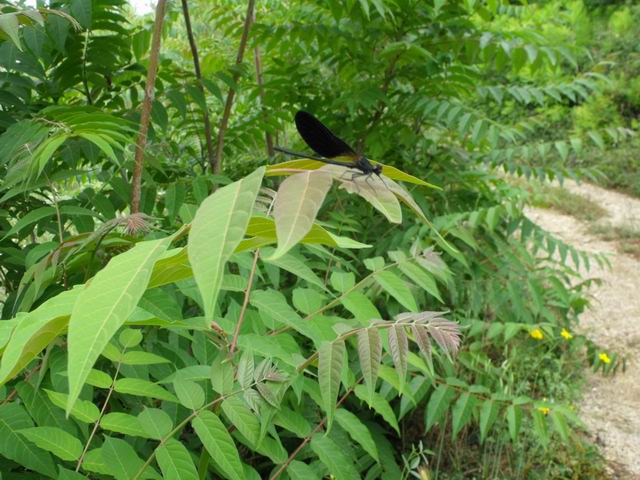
275,111,384,183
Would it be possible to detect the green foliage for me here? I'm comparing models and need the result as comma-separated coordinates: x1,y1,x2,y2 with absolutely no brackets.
0,0,621,478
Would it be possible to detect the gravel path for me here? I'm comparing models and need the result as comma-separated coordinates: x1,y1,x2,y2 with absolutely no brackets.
527,181,640,479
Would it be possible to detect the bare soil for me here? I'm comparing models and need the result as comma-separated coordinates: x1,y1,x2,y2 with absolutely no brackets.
526,181,640,479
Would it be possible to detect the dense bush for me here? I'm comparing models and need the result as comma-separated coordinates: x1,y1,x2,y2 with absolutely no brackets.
0,1,623,478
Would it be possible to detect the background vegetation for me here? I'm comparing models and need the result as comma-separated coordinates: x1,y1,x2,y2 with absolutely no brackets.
0,0,634,479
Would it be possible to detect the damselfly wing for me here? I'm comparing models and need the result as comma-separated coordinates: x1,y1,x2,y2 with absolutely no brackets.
275,111,383,178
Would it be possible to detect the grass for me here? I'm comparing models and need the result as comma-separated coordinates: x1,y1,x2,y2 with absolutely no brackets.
589,223,640,259
532,185,609,222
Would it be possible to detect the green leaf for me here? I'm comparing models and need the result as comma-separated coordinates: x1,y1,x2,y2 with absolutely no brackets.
2,206,56,239
531,409,549,447
188,167,264,319
374,270,418,311
550,410,570,443
507,404,522,442
425,384,454,431
156,438,199,480
221,397,260,446
0,13,21,49
100,412,150,438
269,169,333,260
319,340,346,430
0,404,56,477
479,399,499,444
263,250,327,290
310,434,360,480
70,0,92,28
273,406,311,438
357,328,382,402
249,289,318,340
0,288,79,385
58,466,89,479
18,426,82,461
451,392,476,438
335,409,379,462
330,271,356,292
354,385,400,434
67,237,172,414
173,379,205,410
287,460,321,480
395,259,443,302
120,351,171,365
101,436,156,480
114,378,178,403
86,369,113,388
192,410,244,480
138,408,174,440
44,390,99,424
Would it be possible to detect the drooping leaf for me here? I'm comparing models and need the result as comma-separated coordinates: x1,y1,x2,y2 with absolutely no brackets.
479,399,499,444
269,169,333,260
18,426,83,461
318,340,346,430
357,328,382,402
425,384,455,431
310,434,360,480
451,392,477,438
67,237,172,414
192,410,244,480
387,325,409,387
138,408,174,440
354,385,400,434
156,438,199,480
335,409,380,462
173,379,205,410
0,404,56,477
221,397,260,446
188,167,264,319
374,270,418,312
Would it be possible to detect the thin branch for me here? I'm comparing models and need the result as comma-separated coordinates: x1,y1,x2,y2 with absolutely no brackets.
131,0,168,214
181,0,216,172
76,361,123,471
228,248,260,356
213,0,256,173
229,197,274,356
253,9,274,157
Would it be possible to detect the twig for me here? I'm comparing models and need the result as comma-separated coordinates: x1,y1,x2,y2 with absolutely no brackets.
213,0,256,173
181,0,216,172
253,9,274,157
76,361,123,471
131,0,167,213
229,198,274,356
228,248,260,356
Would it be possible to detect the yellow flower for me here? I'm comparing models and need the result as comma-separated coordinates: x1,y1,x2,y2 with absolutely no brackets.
561,328,573,340
599,353,611,364
538,406,550,415
529,328,544,340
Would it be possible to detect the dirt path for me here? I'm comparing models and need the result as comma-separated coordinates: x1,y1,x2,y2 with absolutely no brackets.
527,181,640,479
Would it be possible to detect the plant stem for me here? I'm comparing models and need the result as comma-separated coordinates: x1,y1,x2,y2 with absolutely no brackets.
131,0,167,213
213,0,256,173
181,0,216,172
